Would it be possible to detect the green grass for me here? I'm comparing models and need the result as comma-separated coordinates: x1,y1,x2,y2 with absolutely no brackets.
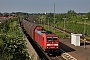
55,21,90,39
42,25,69,38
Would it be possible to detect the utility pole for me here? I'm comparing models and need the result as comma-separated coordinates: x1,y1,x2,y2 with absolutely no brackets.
63,18,67,30
44,12,46,28
83,18,88,49
54,2,56,33
48,17,50,31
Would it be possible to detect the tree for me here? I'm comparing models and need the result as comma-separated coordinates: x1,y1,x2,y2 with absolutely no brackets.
3,12,9,17
0,18,30,60
0,12,3,16
67,10,76,17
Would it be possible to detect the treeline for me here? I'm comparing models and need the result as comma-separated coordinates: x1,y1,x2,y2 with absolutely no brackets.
36,10,90,23
0,18,30,60
0,12,29,17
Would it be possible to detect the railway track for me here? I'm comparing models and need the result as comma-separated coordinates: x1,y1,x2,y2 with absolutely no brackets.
20,23,50,60
21,24,79,60
23,25,77,60
47,24,90,43
21,16,90,60
21,21,77,60
50,56,64,60
26,34,50,60
48,48,77,60
44,24,90,60
24,33,65,60
22,15,89,60
21,22,66,60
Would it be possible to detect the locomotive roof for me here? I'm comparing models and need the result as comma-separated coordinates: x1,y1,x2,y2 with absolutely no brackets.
36,29,55,36
36,30,46,35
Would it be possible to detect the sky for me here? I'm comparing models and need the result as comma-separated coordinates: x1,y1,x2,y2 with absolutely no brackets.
0,0,90,13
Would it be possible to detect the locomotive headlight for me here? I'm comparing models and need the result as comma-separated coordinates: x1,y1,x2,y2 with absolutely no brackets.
54,44,58,46
47,44,51,46
47,44,58,46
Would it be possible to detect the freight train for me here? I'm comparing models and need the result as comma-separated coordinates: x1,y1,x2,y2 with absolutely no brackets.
22,19,60,54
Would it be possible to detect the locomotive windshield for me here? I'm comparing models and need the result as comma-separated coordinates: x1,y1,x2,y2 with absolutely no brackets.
47,37,52,41
47,37,58,41
53,38,57,41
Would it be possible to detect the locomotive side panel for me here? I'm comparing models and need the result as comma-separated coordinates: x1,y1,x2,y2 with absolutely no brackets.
35,31,45,49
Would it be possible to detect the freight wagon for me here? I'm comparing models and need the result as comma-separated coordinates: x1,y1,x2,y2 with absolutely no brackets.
22,19,60,54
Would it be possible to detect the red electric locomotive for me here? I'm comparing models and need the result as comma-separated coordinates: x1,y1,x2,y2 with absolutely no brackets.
35,30,60,53
22,19,60,54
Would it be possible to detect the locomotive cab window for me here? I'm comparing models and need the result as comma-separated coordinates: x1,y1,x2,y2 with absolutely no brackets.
53,37,58,41
47,37,52,41
47,37,58,41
